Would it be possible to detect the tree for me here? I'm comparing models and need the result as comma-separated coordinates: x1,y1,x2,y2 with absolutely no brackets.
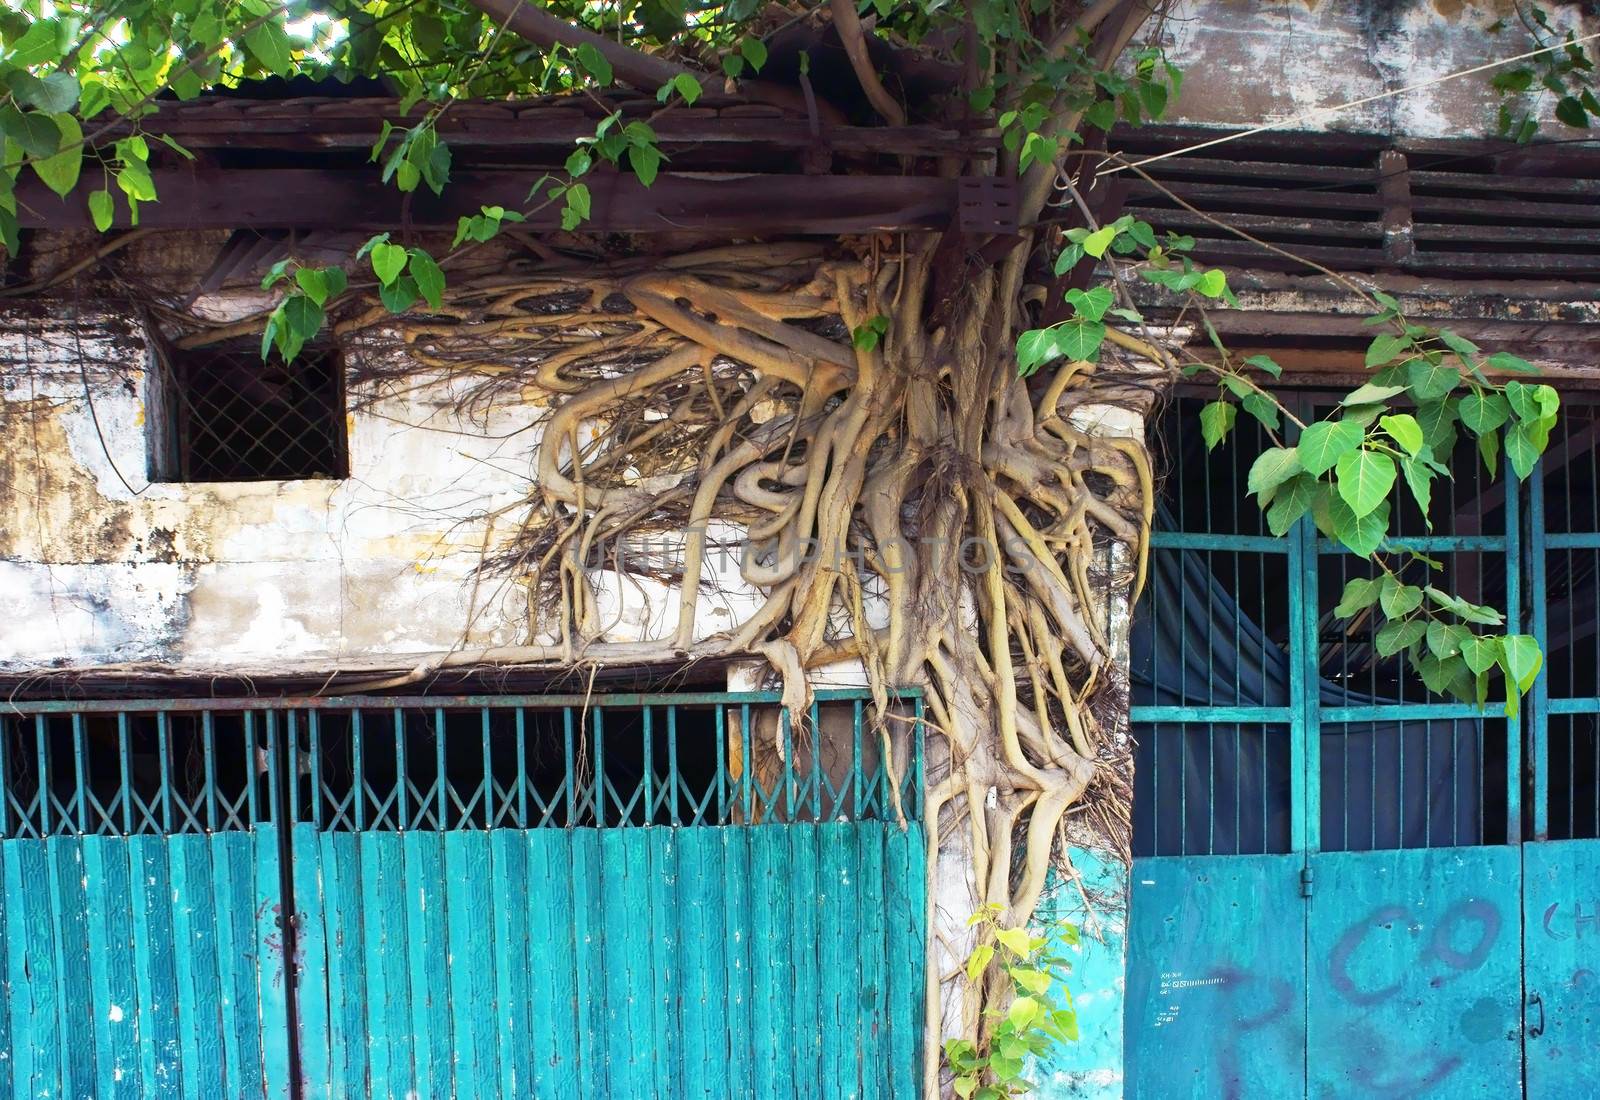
2,2,1594,1092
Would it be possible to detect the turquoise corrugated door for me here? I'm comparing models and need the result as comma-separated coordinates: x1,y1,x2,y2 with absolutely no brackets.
0,709,293,1100
286,694,926,1100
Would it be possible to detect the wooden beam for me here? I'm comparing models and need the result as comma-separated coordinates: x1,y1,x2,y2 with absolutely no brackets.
14,170,979,235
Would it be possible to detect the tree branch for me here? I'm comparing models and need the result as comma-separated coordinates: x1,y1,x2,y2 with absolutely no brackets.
830,0,908,126
465,0,696,93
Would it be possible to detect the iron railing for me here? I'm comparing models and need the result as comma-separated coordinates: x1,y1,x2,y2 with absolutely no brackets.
0,690,923,838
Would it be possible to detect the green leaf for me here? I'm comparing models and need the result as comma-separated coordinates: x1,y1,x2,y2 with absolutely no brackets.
1081,224,1117,258
995,927,1031,956
1241,393,1280,431
1379,414,1424,456
628,142,662,187
1437,327,1480,365
379,274,420,313
408,249,446,309
371,241,407,286
1500,634,1543,693
31,113,82,197
576,42,614,85
1415,650,1465,695
1428,621,1472,659
1556,95,1590,129
12,71,79,114
1376,618,1426,658
1,107,62,158
1334,577,1381,618
294,266,328,305
1460,634,1502,675
1064,286,1113,322
1478,428,1500,478
1415,399,1459,456
740,36,768,72
673,71,703,106
1329,496,1389,557
965,943,994,983
1400,455,1433,520
1505,423,1540,480
1195,269,1227,298
1007,996,1039,1029
1343,382,1407,406
273,293,324,363
1457,391,1509,435
1298,419,1364,476
1380,576,1424,618
1267,475,1318,535
80,185,115,232
244,21,294,76
1243,354,1282,378
1247,448,1301,500
1484,351,1538,375
1365,332,1408,368
1199,401,1235,452
1406,358,1461,402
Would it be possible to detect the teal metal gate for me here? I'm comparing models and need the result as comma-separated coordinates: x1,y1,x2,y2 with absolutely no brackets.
1128,396,1528,1098
0,691,925,1099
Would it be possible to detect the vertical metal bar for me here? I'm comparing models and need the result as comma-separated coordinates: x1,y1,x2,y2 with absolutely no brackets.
715,705,727,825
309,710,323,829
1530,456,1549,841
203,711,218,831
353,710,366,831
0,716,10,838
852,698,864,819
914,694,926,821
1286,487,1308,856
515,707,528,829
741,703,753,822
782,706,795,821
1506,469,1522,845
594,707,606,827
643,706,654,827
809,700,822,821
71,714,87,834
159,711,174,832
563,707,576,824
667,706,680,827
34,714,49,835
395,708,409,829
433,707,445,829
288,710,301,825
481,706,493,829
265,712,280,828
118,713,132,834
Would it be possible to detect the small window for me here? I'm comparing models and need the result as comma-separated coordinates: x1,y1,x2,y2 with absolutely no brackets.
148,343,348,482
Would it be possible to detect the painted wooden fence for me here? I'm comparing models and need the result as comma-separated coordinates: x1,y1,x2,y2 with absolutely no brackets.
0,693,927,1099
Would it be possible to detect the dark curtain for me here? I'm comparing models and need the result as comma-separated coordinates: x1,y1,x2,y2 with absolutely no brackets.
1131,537,1482,855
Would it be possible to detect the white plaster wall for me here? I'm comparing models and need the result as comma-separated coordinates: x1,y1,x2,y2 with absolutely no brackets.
0,311,774,674
1166,0,1598,138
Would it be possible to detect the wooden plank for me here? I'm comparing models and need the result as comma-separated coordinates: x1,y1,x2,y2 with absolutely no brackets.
168,835,226,1099
130,836,182,1098
817,825,856,1100
1126,855,1306,1098
720,828,754,1100
403,831,452,1100
0,844,11,1100
360,831,414,1099
214,832,266,1098
1525,839,1600,1096
82,836,137,1099
526,830,579,1096
1307,846,1522,1098
1127,179,1382,213
4,840,59,1100
14,171,970,234
788,826,822,1100
599,830,654,1100
883,825,925,1100
750,826,795,1100
323,832,368,1099
568,829,607,1097
50,836,97,1100
288,825,331,1099
674,829,726,1099
444,830,499,1093
256,828,292,1100
1135,206,1382,241
646,829,678,1100
490,830,531,1099
854,825,888,1100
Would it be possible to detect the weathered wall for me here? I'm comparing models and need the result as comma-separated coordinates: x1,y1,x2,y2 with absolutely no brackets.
0,307,769,675
1168,0,1598,137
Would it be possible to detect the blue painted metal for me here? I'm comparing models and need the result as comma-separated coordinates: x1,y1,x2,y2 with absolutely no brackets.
1126,855,1307,1098
1523,839,1600,1097
1307,846,1523,1098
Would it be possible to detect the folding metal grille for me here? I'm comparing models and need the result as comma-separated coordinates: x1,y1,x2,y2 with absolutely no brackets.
154,345,347,482
0,691,923,839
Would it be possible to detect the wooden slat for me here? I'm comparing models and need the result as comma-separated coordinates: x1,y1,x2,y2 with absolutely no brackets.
885,825,926,1100
215,833,266,1097
169,835,226,1098
256,828,292,1099
322,832,367,1099
360,831,414,1098
646,830,678,1100
600,830,654,1100
6,840,59,1100
1136,207,1382,241
720,828,754,1100
789,827,823,1100
289,825,331,1099
129,836,182,1098
49,837,96,1099
855,825,889,1100
568,829,606,1096
403,831,452,1100
1127,179,1381,213
751,826,795,1100
818,825,855,1100
444,830,499,1093
528,830,580,1097
82,836,137,1100
489,830,530,1099
675,829,727,1097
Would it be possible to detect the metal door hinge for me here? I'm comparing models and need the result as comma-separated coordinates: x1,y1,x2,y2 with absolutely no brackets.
1299,867,1314,898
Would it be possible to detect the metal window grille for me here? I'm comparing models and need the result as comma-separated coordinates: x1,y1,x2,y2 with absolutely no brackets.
0,691,924,838
1133,393,1519,858
149,344,348,482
